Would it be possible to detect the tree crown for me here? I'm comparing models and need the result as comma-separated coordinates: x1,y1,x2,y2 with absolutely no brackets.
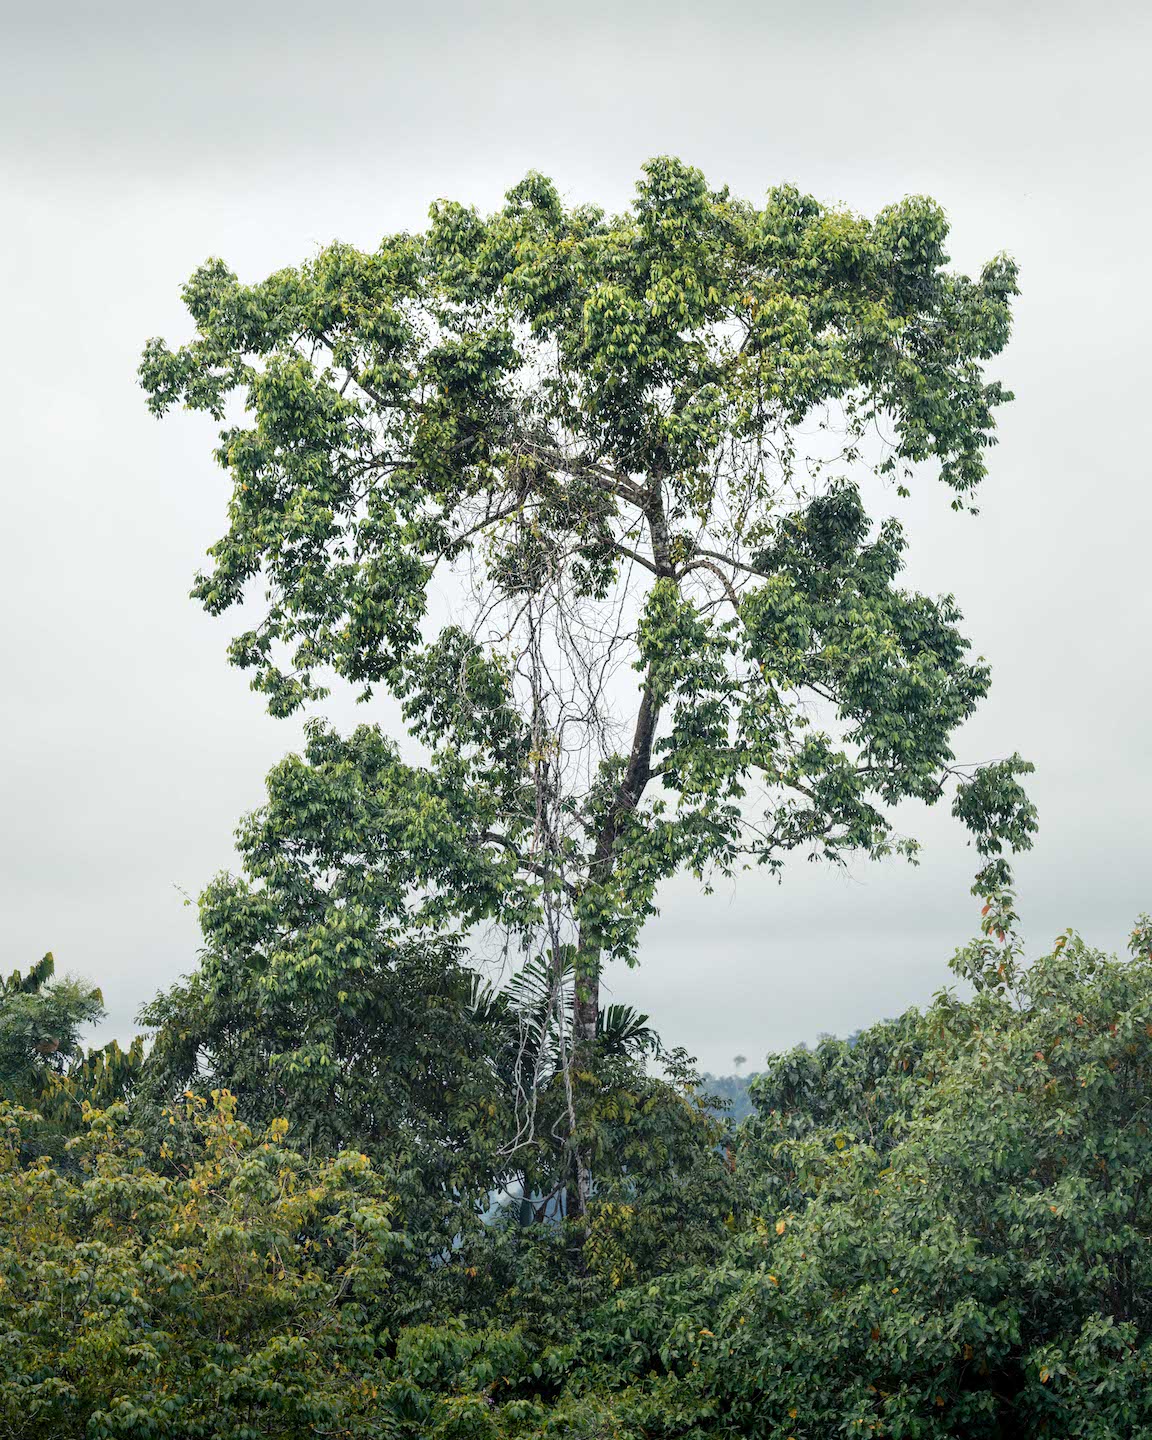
141,158,1035,973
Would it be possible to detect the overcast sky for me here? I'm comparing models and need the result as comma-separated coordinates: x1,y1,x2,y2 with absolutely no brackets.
3,0,1150,1073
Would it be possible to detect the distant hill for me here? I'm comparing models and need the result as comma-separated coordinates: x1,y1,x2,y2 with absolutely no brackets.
700,1071,759,1124
702,1031,867,1125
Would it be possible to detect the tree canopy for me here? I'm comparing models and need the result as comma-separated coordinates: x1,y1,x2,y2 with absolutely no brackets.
8,918,1152,1436
140,161,1036,1110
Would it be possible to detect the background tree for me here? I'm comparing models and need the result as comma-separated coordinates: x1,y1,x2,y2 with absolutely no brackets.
141,158,1036,1209
566,915,1152,1438
0,954,103,1100
0,954,141,1158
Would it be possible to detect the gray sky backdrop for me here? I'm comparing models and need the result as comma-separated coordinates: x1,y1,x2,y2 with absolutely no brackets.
3,0,1150,1073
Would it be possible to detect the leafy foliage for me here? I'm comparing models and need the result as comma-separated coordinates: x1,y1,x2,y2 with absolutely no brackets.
0,954,142,1159
132,730,688,1308
140,160,1035,1095
0,1092,403,1439
11,921,1152,1436
539,922,1152,1437
1,954,105,1101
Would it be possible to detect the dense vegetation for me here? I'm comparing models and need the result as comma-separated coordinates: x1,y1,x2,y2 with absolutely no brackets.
7,913,1152,1436
9,162,1141,1436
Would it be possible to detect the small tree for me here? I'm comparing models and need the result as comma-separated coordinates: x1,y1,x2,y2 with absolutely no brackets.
0,955,103,1101
0,955,142,1158
142,159,1035,1209
137,913,505,1282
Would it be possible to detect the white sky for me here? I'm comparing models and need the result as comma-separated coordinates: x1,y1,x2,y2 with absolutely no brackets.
3,0,1150,1072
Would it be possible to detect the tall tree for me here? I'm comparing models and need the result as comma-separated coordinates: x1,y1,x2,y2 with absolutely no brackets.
142,159,1035,1209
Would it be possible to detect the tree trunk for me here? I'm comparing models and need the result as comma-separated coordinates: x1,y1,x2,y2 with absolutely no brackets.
568,682,660,1222
569,944,600,1222
568,483,671,1225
